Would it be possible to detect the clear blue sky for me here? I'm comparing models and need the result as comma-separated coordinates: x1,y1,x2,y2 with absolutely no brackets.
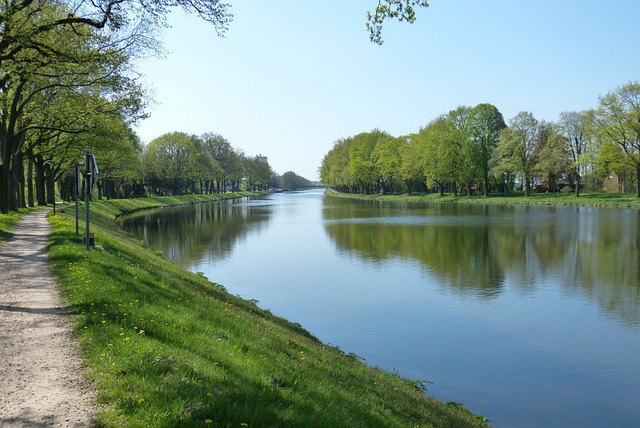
134,0,639,181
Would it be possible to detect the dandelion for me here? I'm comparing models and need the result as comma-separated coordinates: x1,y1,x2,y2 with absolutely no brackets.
137,397,145,404
138,330,145,335
207,392,213,397
205,419,213,424
184,411,192,418
241,424,249,427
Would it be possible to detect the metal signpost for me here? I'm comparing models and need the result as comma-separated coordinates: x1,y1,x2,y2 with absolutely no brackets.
83,153,99,249
75,163,80,236
44,159,56,215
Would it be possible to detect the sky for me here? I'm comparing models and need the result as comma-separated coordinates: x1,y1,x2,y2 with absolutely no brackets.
133,0,640,181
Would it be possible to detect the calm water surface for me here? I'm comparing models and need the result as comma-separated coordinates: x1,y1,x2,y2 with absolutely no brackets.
120,189,640,428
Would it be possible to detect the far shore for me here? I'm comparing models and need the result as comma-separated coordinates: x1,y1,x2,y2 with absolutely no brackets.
325,189,640,209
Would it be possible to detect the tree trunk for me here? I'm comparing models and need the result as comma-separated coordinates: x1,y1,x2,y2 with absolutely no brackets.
35,160,46,206
14,150,26,208
524,176,531,196
27,158,35,207
45,167,55,206
574,174,581,197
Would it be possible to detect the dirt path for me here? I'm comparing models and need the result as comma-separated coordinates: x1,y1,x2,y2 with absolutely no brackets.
0,210,96,427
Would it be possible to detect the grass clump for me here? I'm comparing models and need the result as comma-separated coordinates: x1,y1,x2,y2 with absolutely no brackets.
47,195,489,428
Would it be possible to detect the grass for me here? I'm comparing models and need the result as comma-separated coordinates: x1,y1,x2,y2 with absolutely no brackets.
326,189,640,208
43,193,489,428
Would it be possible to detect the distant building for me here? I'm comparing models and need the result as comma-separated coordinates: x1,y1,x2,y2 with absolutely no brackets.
604,172,625,193
256,155,268,163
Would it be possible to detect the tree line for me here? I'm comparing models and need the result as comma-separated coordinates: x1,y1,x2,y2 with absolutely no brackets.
320,82,640,198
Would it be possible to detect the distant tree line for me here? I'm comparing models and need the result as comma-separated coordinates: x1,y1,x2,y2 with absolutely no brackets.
320,82,640,198
279,171,315,190
141,132,274,197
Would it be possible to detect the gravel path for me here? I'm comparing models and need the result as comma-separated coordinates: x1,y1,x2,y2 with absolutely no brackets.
0,210,96,427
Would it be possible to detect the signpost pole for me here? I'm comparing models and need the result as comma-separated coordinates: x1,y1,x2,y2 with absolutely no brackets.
75,162,79,236
85,152,91,249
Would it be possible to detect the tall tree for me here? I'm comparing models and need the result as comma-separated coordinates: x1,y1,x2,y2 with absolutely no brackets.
349,130,391,194
593,82,640,197
320,137,354,193
496,112,542,196
372,136,403,194
534,122,569,193
143,132,196,195
467,103,506,196
398,135,425,194
557,111,592,197
418,115,457,195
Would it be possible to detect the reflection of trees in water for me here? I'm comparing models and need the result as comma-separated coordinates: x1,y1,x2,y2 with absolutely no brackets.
323,198,640,326
120,199,271,265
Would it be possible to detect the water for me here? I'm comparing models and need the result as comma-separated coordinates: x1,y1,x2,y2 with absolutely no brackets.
120,189,640,427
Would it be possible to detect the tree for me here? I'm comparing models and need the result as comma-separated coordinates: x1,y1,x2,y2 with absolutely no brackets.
593,82,640,197
496,112,542,196
372,136,403,194
320,137,355,193
467,103,506,196
367,0,430,45
557,111,592,196
534,122,569,193
417,109,470,196
349,130,391,194
198,133,240,193
143,132,197,195
280,171,312,190
398,135,425,194
0,0,148,212
244,155,272,191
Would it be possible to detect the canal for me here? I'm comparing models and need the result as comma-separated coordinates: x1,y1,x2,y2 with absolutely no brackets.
120,189,640,427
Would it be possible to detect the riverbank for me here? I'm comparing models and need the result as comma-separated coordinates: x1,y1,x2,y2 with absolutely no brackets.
43,193,489,427
325,189,640,208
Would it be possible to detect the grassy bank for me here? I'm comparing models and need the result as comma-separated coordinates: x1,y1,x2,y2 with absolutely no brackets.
326,189,640,208
45,193,488,427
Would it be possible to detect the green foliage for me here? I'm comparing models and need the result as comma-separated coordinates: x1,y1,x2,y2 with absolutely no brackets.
280,171,313,190
467,104,507,195
143,132,198,195
496,112,542,196
594,81,640,196
349,130,392,193
367,0,430,45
